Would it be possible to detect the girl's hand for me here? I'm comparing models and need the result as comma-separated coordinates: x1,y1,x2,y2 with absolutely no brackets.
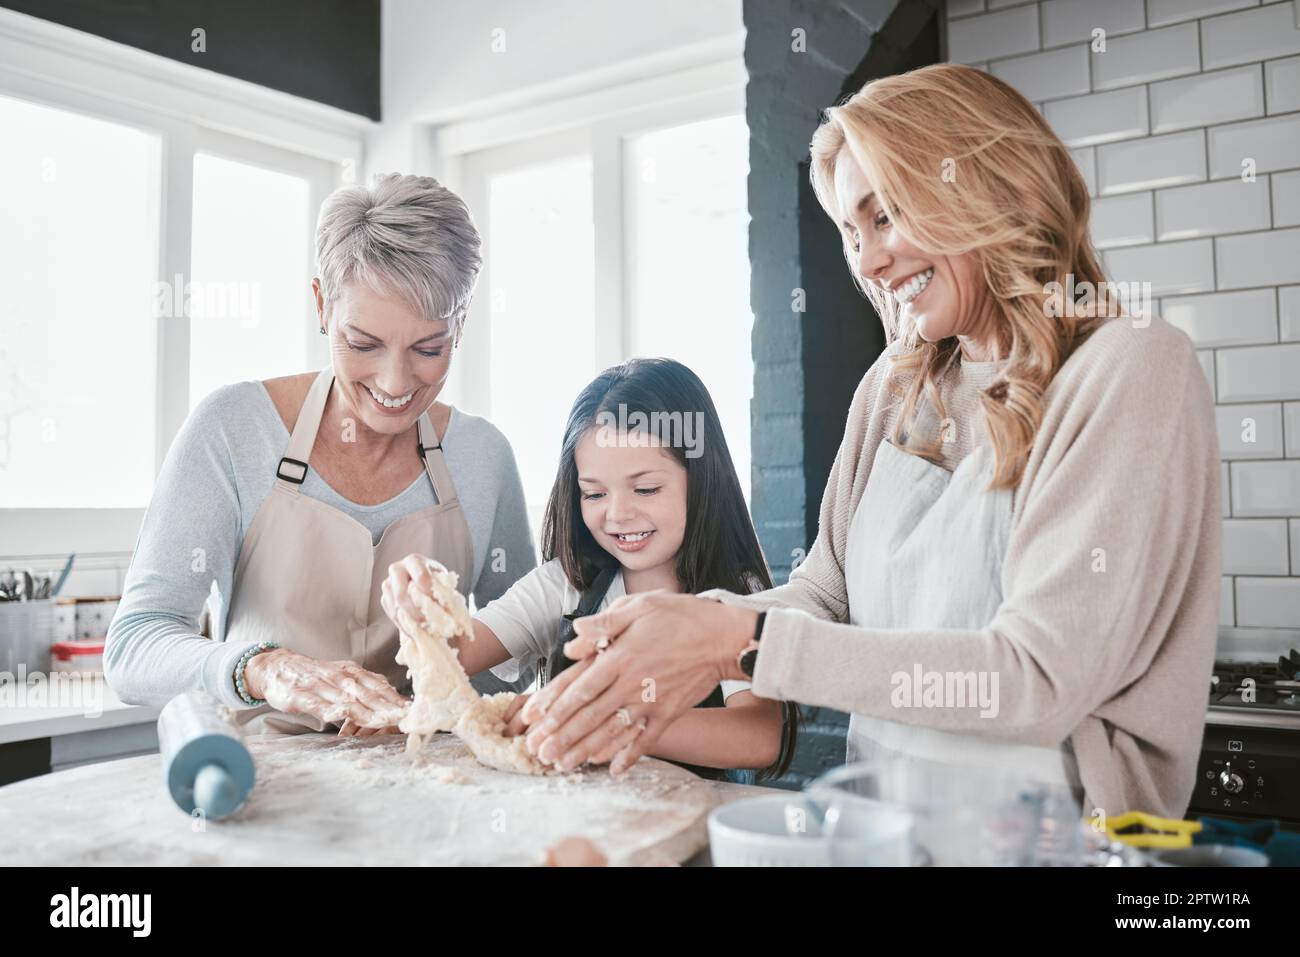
380,553,449,628
335,722,400,738
242,647,410,730
502,693,531,737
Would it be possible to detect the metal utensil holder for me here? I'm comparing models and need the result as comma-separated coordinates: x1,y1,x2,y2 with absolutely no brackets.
0,598,55,678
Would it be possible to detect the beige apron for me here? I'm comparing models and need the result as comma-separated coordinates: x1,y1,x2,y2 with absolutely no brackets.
844,413,1083,798
225,367,474,734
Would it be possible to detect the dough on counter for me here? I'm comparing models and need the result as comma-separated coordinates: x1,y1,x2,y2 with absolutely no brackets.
389,561,547,775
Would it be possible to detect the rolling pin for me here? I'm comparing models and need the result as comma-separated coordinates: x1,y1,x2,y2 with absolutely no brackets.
158,690,255,819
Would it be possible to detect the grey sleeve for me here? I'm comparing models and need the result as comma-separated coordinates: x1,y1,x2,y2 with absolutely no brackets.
104,388,260,710
469,433,537,608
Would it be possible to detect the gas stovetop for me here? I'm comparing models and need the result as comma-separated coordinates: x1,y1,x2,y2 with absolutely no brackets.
1206,648,1300,729
1191,648,1300,823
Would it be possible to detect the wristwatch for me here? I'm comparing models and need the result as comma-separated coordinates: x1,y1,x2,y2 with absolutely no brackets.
737,611,765,678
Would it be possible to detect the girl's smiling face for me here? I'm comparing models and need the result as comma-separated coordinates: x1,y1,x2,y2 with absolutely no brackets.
574,427,687,588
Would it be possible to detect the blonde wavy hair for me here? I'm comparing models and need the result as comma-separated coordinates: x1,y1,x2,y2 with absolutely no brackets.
810,63,1113,488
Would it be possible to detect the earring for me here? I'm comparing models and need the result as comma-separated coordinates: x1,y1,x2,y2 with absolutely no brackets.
319,326,326,335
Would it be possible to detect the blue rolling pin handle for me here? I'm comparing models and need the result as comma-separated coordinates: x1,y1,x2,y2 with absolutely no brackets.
165,733,255,819
158,690,256,820
194,763,241,819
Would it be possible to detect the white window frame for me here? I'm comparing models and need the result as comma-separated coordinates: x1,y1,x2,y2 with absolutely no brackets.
435,53,747,422
0,8,368,556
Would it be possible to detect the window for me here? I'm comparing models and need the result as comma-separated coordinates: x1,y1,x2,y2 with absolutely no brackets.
0,95,160,508
453,88,752,528
626,114,752,497
0,12,361,555
189,153,314,410
487,156,597,522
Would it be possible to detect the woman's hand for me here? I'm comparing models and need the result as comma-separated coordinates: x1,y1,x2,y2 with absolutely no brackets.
380,553,448,628
519,592,757,774
242,647,410,731
502,693,531,737
337,718,402,738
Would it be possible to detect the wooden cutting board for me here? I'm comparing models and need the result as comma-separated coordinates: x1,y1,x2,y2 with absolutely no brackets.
0,732,729,866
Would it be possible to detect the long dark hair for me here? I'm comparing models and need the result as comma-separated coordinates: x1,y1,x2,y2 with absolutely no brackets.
541,357,797,780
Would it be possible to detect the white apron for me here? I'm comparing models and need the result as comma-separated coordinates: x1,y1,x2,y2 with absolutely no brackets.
844,418,1082,797
224,368,474,734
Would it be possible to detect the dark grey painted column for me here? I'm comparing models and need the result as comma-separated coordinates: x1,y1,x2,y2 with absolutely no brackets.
743,0,941,786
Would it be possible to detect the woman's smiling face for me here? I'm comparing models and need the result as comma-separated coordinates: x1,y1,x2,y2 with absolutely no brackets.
833,145,994,350
574,428,687,581
315,281,455,434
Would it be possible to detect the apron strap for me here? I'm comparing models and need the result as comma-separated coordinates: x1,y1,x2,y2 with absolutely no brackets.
274,368,334,489
416,411,459,507
543,564,619,687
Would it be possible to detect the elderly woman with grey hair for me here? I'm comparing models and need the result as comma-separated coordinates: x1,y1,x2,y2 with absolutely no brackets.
106,174,536,735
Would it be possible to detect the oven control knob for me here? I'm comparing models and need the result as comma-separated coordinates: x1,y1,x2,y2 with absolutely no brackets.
1219,768,1245,794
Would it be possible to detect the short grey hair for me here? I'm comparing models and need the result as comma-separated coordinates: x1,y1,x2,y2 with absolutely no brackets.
315,173,483,335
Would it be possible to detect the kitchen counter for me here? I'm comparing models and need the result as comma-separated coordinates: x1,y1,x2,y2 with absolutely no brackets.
0,675,161,781
0,675,159,745
0,730,766,865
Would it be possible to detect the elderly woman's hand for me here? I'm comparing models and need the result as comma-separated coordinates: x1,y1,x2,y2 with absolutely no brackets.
242,648,410,732
519,592,757,774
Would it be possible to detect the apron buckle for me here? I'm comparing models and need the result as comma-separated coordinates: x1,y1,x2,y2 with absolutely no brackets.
276,457,309,484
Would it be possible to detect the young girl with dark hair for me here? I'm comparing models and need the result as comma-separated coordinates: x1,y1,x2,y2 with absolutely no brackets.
386,357,797,780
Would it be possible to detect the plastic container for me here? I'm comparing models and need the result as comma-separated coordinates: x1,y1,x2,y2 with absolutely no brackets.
708,793,913,866
50,639,105,674
809,757,1086,867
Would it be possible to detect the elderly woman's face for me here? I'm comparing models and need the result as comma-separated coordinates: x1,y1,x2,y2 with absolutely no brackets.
317,282,455,435
833,146,989,348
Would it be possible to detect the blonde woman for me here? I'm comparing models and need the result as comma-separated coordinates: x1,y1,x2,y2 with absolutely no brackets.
517,64,1220,820
106,174,536,735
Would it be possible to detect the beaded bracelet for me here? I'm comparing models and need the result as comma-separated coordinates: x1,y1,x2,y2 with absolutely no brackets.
234,641,280,706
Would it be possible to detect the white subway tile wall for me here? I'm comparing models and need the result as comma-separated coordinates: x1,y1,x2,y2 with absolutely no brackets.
1266,55,1300,113
1215,227,1300,289
1091,192,1155,247
1091,21,1200,90
946,0,1300,635
991,45,1091,101
1222,519,1290,574
1146,0,1256,30
1216,344,1300,402
1274,170,1300,226
1041,0,1145,46
1282,286,1300,340
1207,114,1300,179
1216,404,1286,459
1045,86,1149,146
1096,130,1206,193
1164,289,1278,347
1155,178,1270,240
1200,3,1300,70
1104,238,1215,295
1149,64,1264,134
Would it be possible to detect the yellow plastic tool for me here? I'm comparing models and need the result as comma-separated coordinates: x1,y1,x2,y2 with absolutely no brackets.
1087,811,1203,849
